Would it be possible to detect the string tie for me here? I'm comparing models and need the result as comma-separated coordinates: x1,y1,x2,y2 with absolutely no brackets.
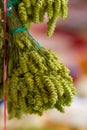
7,0,18,16
11,27,40,49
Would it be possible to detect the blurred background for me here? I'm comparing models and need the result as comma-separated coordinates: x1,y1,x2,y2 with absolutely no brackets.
0,0,87,130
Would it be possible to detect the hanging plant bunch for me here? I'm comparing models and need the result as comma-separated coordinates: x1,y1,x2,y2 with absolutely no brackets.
0,0,76,120
0,9,4,100
4,7,76,119
18,0,69,36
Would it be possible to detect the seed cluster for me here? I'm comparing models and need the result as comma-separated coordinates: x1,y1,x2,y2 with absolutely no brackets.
5,7,76,119
0,2,76,120
18,0,69,36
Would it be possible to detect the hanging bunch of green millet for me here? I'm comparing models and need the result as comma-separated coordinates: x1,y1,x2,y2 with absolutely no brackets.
6,47,76,119
4,7,76,119
0,0,76,120
18,0,69,36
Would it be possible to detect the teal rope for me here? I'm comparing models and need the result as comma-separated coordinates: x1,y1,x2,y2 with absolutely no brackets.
7,0,18,16
7,0,18,8
27,31,40,49
10,0,18,6
10,27,40,49
7,1,13,8
10,27,27,34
